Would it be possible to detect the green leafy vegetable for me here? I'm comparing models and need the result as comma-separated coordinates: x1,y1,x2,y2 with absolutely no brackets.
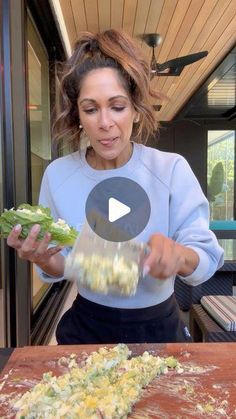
0,204,78,246
165,356,179,368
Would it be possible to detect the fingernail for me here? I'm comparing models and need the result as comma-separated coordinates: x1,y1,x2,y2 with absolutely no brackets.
31,224,40,233
143,265,150,277
14,224,22,231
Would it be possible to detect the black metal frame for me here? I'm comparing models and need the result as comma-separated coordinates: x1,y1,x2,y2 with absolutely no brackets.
0,0,69,347
207,124,236,245
26,1,71,346
0,1,8,347
31,280,71,345
0,0,31,347
177,45,236,121
27,0,65,62
212,231,236,240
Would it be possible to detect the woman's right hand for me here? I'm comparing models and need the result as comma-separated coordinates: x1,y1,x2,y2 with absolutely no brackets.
7,224,63,268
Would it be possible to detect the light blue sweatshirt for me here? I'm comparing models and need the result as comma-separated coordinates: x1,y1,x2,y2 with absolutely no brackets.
37,142,224,308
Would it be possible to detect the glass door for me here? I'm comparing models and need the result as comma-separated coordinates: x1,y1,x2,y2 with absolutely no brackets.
27,15,52,312
0,95,6,347
207,130,235,221
0,1,6,347
207,130,236,260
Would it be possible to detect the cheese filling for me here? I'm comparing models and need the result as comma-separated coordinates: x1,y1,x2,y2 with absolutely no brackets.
13,344,181,419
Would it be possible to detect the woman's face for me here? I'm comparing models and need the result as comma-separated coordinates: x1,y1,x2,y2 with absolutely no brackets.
77,68,138,169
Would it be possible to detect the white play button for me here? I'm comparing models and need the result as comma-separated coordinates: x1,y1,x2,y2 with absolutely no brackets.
85,177,151,241
108,197,131,222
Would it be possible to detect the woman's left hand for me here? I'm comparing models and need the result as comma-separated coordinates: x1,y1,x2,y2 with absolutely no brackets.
143,233,199,280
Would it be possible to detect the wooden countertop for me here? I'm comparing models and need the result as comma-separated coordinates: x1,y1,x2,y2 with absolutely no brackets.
0,342,236,418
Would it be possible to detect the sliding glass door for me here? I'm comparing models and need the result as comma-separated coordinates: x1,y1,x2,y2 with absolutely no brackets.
27,15,52,313
0,0,70,347
0,13,6,344
207,129,236,259
207,130,235,220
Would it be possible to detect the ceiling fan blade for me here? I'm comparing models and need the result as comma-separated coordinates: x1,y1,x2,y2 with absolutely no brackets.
155,67,185,76
141,32,208,77
156,51,208,72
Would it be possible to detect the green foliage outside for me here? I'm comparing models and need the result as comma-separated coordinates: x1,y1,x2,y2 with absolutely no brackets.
207,134,234,220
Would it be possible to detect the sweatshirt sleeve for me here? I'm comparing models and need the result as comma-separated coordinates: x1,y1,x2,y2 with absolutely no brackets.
169,156,224,286
34,168,70,283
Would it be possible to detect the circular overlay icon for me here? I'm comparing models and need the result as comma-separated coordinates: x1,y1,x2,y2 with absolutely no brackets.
85,177,151,242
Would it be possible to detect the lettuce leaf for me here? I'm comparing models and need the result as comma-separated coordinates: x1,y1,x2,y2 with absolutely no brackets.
0,204,78,246
48,223,78,246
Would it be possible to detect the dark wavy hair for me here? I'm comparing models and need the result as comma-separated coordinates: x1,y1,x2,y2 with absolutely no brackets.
53,29,162,149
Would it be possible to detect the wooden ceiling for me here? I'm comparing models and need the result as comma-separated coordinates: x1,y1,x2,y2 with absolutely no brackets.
57,0,236,121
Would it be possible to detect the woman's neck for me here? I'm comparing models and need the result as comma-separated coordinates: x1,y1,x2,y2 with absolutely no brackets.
86,143,133,170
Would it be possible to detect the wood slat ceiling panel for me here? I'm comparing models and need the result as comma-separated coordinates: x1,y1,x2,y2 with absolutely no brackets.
111,0,124,29
98,0,111,32
123,0,138,35
156,0,206,91
159,0,234,100
59,0,77,46
57,0,236,121
189,0,231,52
84,0,99,32
157,0,219,94
70,0,87,33
155,0,192,66
132,0,152,45
139,0,165,57
157,0,236,117
161,1,236,120
148,0,178,60
163,30,236,119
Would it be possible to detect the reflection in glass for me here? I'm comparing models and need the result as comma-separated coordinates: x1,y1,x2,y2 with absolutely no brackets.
218,239,236,261
207,130,235,221
27,16,51,309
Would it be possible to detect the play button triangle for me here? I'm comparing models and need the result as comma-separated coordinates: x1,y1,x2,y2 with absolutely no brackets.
108,197,131,222
85,177,151,241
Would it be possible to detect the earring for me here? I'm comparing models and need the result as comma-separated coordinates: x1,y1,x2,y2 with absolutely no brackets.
79,124,83,129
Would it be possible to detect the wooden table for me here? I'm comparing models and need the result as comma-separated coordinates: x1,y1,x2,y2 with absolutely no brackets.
0,343,236,418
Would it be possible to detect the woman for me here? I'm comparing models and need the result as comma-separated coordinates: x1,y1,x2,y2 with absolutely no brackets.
7,29,224,344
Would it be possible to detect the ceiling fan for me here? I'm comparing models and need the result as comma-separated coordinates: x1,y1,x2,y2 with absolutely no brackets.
141,33,208,77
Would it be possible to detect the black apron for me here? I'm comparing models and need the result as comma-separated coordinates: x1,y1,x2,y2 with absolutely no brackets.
56,293,192,344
